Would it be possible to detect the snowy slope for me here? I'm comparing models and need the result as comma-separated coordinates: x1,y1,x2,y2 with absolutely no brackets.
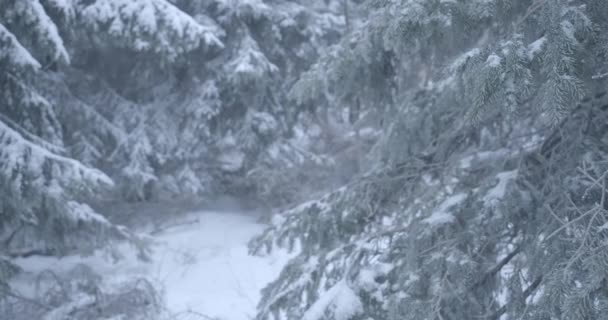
11,211,291,320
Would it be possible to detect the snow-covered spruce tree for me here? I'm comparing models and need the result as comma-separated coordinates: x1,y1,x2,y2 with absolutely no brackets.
0,1,221,318
0,0,129,259
158,0,349,205
26,0,226,202
0,0,233,256
0,2,139,311
251,1,608,319
34,0,347,205
0,0,349,260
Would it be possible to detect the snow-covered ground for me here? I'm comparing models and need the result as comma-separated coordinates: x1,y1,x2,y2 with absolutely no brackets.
11,211,291,320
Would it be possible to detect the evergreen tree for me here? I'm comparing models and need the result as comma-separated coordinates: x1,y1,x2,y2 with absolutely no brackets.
0,0,350,301
0,0,223,308
251,1,608,319
0,0,121,259
41,0,348,204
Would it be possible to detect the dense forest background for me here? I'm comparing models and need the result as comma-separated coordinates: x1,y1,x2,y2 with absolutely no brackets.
2,0,608,319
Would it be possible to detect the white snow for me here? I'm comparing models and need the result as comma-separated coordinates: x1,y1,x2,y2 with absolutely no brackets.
358,263,393,292
486,54,502,67
218,149,246,172
483,170,517,206
527,36,546,60
250,111,278,135
227,36,278,78
81,0,223,58
11,211,291,320
459,148,509,169
12,0,70,63
0,23,41,69
449,48,481,72
301,280,363,320
65,201,111,225
152,212,291,319
0,120,113,187
44,0,76,19
560,21,576,42
423,193,467,225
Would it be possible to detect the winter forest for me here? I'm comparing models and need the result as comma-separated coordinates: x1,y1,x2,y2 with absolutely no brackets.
1,0,608,319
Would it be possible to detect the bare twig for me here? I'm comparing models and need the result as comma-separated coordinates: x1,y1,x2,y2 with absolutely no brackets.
150,218,200,236
563,177,606,274
169,309,222,320
473,246,522,289
490,276,543,320
544,203,566,225
544,205,598,242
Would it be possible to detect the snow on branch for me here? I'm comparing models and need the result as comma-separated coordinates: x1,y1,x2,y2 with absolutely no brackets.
227,35,278,81
0,119,113,190
0,23,41,70
81,0,224,59
592,71,608,80
5,0,70,63
302,280,363,320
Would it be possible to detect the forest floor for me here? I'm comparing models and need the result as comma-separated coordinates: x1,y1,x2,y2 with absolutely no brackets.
10,210,291,320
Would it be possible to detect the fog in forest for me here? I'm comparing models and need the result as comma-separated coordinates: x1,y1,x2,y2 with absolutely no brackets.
1,1,608,320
